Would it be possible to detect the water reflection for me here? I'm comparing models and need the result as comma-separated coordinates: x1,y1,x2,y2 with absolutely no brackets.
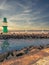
1,40,9,52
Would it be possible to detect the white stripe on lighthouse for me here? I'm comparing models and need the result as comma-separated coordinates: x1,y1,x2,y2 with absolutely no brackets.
2,22,7,26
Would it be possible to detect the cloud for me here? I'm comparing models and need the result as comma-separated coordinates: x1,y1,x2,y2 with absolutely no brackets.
0,0,49,30
0,0,12,10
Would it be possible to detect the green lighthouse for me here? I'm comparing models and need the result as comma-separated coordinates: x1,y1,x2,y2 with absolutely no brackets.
2,18,8,33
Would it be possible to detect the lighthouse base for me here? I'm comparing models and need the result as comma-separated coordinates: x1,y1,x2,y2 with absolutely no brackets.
3,26,8,33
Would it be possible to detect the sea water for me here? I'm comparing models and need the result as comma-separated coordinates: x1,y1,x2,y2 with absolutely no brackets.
0,39,49,53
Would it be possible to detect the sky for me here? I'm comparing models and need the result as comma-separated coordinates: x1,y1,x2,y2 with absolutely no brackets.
0,0,49,30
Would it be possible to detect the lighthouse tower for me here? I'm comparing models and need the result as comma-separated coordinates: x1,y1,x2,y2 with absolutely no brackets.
2,18,8,33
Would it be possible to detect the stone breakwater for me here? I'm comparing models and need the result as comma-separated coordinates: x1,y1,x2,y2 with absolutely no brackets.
0,33,49,39
0,44,49,63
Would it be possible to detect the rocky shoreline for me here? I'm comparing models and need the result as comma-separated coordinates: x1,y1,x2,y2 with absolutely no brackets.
0,44,49,63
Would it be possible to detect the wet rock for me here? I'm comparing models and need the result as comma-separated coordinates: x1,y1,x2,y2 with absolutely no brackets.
0,52,10,62
37,45,44,50
0,54,4,62
16,53,24,57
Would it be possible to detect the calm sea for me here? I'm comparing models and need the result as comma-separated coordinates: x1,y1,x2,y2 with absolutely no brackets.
0,39,49,53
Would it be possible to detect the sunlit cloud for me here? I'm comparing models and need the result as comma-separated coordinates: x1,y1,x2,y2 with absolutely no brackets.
0,0,49,30
0,0,11,10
